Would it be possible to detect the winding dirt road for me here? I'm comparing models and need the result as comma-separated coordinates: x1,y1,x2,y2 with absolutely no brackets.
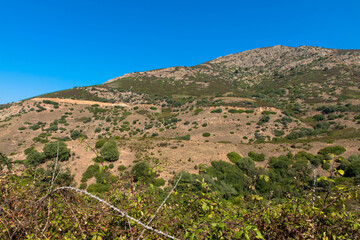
31,98,130,107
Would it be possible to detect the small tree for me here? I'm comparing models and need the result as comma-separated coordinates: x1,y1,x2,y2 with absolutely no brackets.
227,152,242,164
26,149,46,166
100,141,119,162
43,141,70,162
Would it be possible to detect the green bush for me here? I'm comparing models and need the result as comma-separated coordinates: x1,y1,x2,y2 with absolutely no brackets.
227,152,242,164
153,178,165,187
25,149,45,166
95,139,107,149
248,151,265,162
100,141,119,162
236,157,255,175
118,165,126,171
132,161,154,182
313,114,325,121
194,108,203,115
202,132,211,137
211,108,222,113
343,155,360,178
70,130,81,140
81,164,100,182
273,129,285,137
43,141,70,162
174,135,190,140
87,183,110,193
322,162,330,170
318,146,346,156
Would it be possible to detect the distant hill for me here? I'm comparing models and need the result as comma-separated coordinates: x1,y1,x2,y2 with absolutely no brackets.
1,45,360,187
104,45,360,104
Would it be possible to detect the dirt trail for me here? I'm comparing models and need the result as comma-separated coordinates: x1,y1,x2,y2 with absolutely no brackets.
31,98,130,107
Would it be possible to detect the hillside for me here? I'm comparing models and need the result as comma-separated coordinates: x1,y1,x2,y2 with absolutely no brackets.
1,45,360,239
1,45,360,182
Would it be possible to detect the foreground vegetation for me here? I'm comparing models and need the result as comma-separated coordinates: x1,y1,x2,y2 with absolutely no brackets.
1,147,359,239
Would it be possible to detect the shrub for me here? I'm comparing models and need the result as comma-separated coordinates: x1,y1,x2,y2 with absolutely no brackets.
318,146,346,156
25,149,45,166
202,132,211,137
132,161,154,182
175,135,190,140
70,130,81,140
95,139,107,149
228,109,244,114
194,108,203,115
118,165,126,171
313,115,325,121
322,162,330,170
227,152,242,164
273,129,285,137
257,115,270,125
236,157,255,175
248,151,265,162
153,178,165,187
100,141,119,162
211,108,222,113
43,141,70,162
87,183,110,193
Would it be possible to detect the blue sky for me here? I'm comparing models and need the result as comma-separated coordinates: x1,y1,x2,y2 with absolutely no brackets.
1,0,359,104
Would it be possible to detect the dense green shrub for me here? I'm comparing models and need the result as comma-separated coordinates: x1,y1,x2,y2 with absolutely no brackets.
70,130,81,140
342,155,360,178
273,129,285,137
95,139,107,149
194,108,203,115
118,165,126,171
322,162,330,170
210,108,222,113
79,182,87,190
228,109,244,114
248,151,265,162
318,146,346,156
227,152,242,164
87,183,110,193
257,115,270,125
313,114,325,121
235,157,255,176
100,141,119,162
43,141,70,162
153,178,165,187
132,161,154,182
202,132,211,137
25,149,45,166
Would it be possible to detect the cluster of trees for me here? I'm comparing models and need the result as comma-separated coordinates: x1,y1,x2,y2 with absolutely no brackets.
1,143,360,239
24,141,70,166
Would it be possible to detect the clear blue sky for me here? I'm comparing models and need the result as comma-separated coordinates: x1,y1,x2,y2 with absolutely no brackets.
1,0,359,104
